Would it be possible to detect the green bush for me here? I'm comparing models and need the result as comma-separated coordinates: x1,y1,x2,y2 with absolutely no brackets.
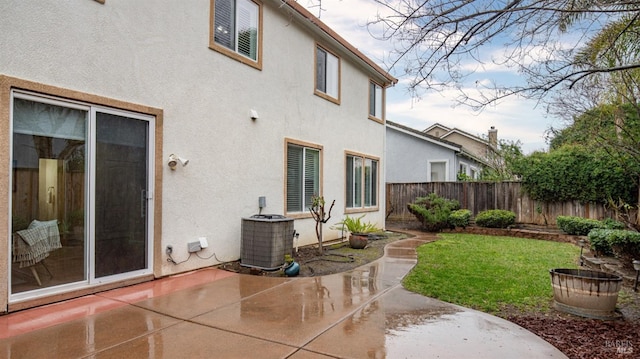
475,209,516,228
407,193,460,232
588,229,640,269
556,216,604,235
587,229,614,256
601,218,626,230
608,229,640,269
556,216,625,235
449,209,471,228
514,145,638,204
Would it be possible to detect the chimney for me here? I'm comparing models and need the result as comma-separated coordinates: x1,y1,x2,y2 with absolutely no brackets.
488,126,498,148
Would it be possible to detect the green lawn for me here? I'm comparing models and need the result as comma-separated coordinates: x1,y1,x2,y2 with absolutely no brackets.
402,233,580,314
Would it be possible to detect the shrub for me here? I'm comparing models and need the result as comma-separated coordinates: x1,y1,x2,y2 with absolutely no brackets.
514,145,638,204
556,216,604,236
588,229,640,269
556,216,625,235
407,193,460,232
475,209,516,228
449,209,471,228
587,229,614,256
333,215,380,234
608,229,640,269
601,218,626,230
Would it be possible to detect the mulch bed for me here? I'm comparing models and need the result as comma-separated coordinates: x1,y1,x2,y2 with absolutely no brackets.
507,313,639,358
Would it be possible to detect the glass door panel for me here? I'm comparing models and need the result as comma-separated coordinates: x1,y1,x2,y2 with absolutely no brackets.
94,112,148,278
11,97,87,293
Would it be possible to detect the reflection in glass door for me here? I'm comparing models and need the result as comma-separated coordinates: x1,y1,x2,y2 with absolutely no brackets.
10,92,154,298
11,97,87,294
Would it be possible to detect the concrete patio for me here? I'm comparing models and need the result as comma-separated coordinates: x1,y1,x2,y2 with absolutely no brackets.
0,232,568,358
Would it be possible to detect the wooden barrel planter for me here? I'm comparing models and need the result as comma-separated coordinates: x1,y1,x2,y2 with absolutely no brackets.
549,268,622,320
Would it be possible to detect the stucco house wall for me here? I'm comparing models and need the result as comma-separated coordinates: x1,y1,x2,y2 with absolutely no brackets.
0,0,394,311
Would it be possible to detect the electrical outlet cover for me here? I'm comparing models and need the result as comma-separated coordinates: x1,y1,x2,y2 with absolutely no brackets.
188,241,202,253
199,237,208,248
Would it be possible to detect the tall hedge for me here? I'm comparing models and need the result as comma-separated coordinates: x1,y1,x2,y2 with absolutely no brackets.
513,145,637,204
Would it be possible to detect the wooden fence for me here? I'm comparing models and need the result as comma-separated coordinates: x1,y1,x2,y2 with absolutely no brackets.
386,182,614,225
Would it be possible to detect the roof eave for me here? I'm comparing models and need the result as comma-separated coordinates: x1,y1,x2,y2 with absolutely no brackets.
278,0,397,87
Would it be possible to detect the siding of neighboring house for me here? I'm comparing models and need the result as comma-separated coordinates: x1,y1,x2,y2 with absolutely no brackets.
0,0,395,311
386,122,471,183
423,125,450,138
441,131,490,161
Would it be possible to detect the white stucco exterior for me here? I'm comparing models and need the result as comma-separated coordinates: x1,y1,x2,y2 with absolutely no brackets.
0,0,395,311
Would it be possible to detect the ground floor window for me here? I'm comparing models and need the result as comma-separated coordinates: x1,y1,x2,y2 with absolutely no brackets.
10,91,155,299
428,160,447,182
285,140,321,214
470,166,479,179
346,153,378,210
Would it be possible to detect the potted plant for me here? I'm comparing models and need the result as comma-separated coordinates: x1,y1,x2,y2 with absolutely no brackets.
333,215,380,249
283,254,299,277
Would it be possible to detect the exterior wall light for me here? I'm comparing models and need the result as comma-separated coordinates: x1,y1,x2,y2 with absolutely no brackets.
168,154,189,170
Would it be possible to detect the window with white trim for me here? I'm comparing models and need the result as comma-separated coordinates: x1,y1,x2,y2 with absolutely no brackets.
458,162,468,175
428,160,447,182
470,166,479,179
315,45,340,101
369,81,383,120
286,142,321,213
346,154,378,209
211,0,260,64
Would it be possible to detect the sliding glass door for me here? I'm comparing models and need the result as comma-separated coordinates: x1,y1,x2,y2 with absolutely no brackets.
10,92,154,299
95,111,149,278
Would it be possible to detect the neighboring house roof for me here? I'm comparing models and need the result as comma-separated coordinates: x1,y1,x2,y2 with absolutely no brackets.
423,123,451,133
388,120,491,167
457,147,490,167
283,1,397,87
387,120,461,151
439,127,490,147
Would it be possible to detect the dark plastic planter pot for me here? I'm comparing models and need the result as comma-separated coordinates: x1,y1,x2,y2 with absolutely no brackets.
349,233,368,249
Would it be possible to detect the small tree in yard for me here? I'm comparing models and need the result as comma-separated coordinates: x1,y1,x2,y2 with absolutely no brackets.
309,195,335,255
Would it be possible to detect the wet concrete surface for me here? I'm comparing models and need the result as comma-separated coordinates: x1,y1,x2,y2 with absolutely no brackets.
0,231,568,358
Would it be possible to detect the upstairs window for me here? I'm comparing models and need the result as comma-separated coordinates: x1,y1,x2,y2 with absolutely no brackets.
211,0,261,68
315,45,340,103
369,81,383,121
346,153,378,210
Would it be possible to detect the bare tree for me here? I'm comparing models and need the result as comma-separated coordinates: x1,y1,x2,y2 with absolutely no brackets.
367,0,640,110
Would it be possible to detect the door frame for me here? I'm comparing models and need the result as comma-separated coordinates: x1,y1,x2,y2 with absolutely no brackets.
1,75,163,310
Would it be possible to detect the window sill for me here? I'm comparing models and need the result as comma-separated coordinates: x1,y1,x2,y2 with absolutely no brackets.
208,44,262,70
368,115,384,124
314,90,340,105
285,212,313,219
345,207,379,214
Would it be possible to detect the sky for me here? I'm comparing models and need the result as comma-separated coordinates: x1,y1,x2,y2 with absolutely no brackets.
301,0,561,154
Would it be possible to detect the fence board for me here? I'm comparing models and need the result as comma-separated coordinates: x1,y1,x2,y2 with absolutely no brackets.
386,182,615,225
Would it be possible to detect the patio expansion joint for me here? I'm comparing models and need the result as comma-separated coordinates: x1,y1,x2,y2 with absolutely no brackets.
77,320,187,359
